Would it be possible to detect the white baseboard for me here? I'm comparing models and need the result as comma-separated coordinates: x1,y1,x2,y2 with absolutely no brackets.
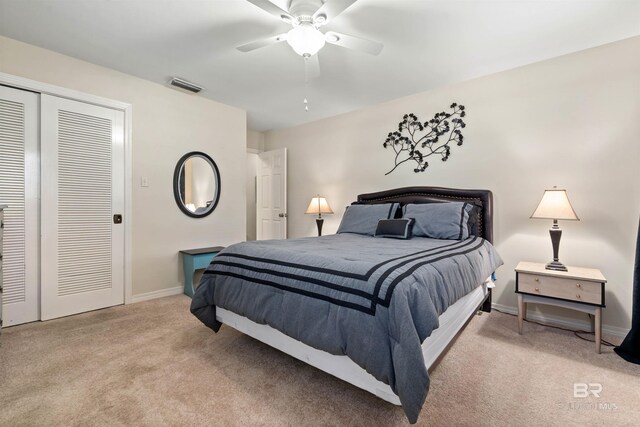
130,285,184,304
492,303,630,338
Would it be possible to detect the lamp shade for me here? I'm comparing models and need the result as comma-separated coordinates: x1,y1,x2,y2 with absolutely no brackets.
287,24,326,57
305,196,333,215
531,188,579,220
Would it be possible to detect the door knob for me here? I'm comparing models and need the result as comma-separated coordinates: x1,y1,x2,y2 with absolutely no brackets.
278,213,288,218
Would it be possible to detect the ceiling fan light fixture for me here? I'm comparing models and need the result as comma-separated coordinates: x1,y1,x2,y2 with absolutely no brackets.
286,24,326,57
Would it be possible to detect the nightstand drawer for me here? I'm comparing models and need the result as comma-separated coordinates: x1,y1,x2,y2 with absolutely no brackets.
518,273,603,305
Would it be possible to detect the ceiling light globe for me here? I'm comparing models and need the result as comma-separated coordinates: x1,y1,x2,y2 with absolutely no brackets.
286,24,326,57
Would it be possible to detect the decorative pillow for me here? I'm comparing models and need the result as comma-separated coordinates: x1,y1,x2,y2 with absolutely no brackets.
374,218,415,240
337,203,399,236
467,204,481,238
403,202,475,240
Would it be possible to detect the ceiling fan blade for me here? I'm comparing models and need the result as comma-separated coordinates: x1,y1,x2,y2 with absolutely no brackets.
245,0,294,22
324,31,383,55
304,55,321,81
236,33,288,52
313,0,358,25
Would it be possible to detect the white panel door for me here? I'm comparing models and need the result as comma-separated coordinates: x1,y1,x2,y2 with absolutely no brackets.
40,94,124,320
256,148,287,240
0,85,40,326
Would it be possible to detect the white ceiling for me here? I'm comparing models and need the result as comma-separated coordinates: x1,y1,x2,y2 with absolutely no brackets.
1,0,639,131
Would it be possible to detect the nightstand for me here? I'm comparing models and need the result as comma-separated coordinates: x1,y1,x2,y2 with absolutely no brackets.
515,261,606,353
180,246,225,297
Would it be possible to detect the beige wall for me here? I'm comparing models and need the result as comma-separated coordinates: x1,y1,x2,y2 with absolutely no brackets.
247,129,265,152
0,36,247,297
265,36,640,333
246,152,259,241
246,130,265,241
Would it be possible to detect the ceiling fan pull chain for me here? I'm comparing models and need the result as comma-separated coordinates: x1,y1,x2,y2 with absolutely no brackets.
303,57,310,112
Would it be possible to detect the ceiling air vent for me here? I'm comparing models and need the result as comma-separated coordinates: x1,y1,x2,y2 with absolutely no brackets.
169,77,203,94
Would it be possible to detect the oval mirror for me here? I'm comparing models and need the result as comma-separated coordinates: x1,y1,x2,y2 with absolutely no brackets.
173,151,221,218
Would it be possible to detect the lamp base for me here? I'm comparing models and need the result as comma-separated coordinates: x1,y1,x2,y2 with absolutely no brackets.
546,222,567,271
545,260,568,271
315,218,324,237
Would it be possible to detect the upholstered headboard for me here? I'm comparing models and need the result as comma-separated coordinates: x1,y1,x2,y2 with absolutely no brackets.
356,186,494,243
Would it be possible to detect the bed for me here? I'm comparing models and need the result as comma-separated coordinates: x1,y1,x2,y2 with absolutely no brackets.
191,186,503,423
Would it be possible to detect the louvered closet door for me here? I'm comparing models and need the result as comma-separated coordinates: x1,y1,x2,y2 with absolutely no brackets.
0,85,39,327
41,95,124,320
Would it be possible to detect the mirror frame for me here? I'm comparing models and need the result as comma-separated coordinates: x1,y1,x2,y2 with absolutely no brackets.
172,151,221,218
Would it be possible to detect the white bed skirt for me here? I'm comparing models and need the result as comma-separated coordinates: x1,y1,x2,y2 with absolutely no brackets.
216,279,493,406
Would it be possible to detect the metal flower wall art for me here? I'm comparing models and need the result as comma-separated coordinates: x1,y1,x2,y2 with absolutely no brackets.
383,103,467,175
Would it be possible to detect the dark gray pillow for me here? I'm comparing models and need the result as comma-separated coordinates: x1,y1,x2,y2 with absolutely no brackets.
337,203,399,236
467,205,481,237
403,202,474,240
374,218,415,239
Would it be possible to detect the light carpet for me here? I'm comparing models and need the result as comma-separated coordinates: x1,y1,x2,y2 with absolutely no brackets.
1,295,639,426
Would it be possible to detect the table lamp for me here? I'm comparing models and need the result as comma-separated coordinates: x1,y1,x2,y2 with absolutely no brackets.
305,195,333,236
530,187,579,271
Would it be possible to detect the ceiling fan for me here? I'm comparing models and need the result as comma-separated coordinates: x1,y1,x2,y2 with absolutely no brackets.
237,0,383,61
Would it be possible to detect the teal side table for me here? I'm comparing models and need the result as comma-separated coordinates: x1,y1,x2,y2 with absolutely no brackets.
180,246,225,297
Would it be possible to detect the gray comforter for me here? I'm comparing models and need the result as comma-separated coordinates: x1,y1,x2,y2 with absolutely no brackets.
190,233,503,423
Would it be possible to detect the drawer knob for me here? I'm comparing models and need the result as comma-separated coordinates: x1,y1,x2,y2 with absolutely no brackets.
576,283,581,288
535,287,540,292
534,278,540,282
576,294,581,299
